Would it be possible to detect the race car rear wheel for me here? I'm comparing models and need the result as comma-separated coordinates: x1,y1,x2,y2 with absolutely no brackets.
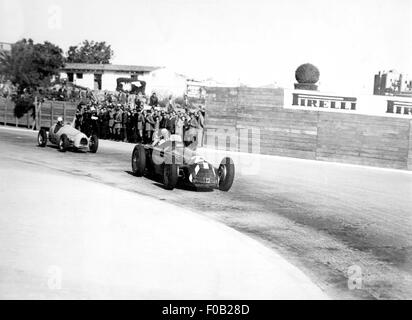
59,134,69,152
38,129,47,147
163,164,179,190
89,135,99,153
131,144,146,176
218,157,235,191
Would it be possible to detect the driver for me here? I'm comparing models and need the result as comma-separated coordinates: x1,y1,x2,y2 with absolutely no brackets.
54,116,64,133
152,128,170,146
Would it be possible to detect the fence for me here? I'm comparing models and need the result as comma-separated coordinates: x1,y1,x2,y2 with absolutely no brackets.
0,97,77,129
204,87,412,170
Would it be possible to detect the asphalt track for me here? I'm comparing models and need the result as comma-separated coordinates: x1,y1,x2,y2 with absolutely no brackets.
1,126,411,299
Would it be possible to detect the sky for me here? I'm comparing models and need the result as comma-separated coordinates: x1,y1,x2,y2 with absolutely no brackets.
1,0,411,94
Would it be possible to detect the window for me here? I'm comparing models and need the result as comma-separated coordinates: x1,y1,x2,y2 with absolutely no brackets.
76,73,83,79
94,74,102,90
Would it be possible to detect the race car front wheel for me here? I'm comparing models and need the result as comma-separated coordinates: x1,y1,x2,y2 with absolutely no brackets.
131,144,146,176
38,129,47,147
59,134,69,152
89,135,99,153
218,157,235,191
163,164,178,190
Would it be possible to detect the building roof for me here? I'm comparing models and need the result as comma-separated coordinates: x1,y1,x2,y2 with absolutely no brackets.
62,63,162,73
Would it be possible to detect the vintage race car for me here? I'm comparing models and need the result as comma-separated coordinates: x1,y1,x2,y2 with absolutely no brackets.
37,123,99,153
131,135,235,191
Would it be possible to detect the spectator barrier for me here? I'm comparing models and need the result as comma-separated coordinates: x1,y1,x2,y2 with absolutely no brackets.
0,97,77,129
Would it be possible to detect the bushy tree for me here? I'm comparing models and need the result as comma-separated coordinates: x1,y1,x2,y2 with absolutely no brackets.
295,63,320,84
13,94,35,118
66,40,114,64
0,38,64,93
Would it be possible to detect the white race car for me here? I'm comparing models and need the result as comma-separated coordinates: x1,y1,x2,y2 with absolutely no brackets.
37,120,98,153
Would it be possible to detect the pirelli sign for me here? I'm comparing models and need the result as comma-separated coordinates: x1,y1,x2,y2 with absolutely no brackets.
292,92,357,111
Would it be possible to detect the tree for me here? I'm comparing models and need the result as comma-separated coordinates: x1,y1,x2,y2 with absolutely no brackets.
0,38,64,93
295,63,320,84
66,40,114,64
294,63,320,90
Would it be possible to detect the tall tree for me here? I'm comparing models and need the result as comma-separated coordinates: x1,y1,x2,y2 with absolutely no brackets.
0,38,64,93
66,40,114,64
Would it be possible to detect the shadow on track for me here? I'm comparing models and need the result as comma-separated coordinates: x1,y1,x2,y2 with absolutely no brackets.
124,170,214,192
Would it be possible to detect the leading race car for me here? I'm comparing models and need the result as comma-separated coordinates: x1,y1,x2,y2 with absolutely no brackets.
37,117,99,153
131,133,235,191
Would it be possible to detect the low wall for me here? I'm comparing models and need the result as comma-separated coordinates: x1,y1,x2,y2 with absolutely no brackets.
0,97,77,129
204,87,412,170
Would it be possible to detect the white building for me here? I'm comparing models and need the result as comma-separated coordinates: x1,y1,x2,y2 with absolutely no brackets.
140,67,188,99
59,63,160,91
374,70,412,96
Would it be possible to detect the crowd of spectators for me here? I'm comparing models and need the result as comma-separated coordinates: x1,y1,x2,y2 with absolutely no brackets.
74,92,206,147
0,79,207,146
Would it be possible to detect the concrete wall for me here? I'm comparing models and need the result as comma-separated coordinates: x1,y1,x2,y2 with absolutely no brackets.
204,87,412,170
316,113,410,169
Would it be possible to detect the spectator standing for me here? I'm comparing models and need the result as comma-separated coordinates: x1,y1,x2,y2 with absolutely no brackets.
114,106,123,141
167,112,176,134
81,106,92,136
184,112,200,147
119,91,127,105
90,106,99,137
166,95,175,113
182,94,191,112
128,93,136,110
137,110,144,142
100,107,110,139
197,110,205,147
145,111,155,143
159,111,167,129
153,116,160,141
123,107,131,142
74,104,83,130
149,92,159,107
109,107,115,139
175,114,184,138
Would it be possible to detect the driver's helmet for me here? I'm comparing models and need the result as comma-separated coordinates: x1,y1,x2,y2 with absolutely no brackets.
160,128,170,140
57,116,63,125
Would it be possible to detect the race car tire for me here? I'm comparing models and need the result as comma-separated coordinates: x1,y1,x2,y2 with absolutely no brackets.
59,134,69,152
218,157,235,191
38,129,47,147
163,164,179,190
131,144,146,177
89,135,99,153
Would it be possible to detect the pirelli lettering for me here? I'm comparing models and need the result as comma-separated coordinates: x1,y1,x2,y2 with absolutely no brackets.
386,100,412,115
292,93,357,111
